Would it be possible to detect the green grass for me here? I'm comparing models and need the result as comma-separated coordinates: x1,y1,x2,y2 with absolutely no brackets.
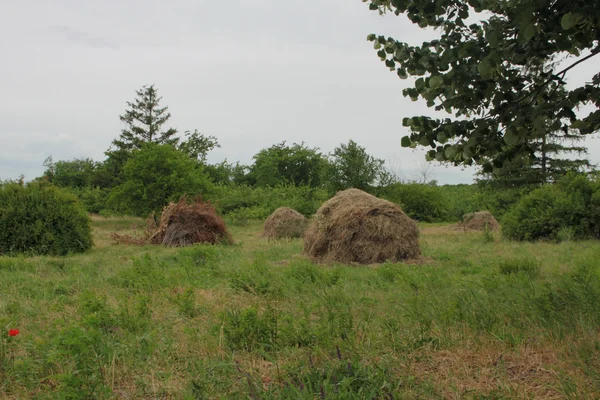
1,218,599,399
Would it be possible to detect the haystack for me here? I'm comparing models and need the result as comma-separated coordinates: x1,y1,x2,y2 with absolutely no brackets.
263,207,307,239
303,189,420,264
459,211,500,231
112,196,232,246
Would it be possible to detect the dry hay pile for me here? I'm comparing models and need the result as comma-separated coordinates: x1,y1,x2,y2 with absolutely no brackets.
459,211,500,231
112,196,232,246
262,207,307,239
303,188,420,264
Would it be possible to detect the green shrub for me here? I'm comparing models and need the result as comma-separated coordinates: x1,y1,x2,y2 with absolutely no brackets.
502,173,600,241
108,143,213,217
211,184,327,219
65,186,109,214
0,182,93,255
381,183,449,222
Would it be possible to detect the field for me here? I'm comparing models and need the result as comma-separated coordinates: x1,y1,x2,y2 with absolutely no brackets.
1,216,599,399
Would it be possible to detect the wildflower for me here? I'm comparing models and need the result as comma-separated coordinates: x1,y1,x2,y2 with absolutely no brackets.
8,329,20,337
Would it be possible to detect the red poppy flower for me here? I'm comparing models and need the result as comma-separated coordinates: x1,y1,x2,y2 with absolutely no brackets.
8,329,20,337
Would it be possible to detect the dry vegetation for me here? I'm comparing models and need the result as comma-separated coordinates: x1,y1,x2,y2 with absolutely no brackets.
304,188,421,264
262,207,307,240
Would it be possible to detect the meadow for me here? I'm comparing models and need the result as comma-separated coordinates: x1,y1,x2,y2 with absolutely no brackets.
1,216,599,399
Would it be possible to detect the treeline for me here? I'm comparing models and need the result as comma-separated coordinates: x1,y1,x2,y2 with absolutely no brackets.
24,85,600,241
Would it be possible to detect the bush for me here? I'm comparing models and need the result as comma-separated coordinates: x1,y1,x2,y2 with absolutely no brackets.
65,187,109,214
380,182,449,222
0,182,93,255
108,144,214,217
502,173,600,241
211,185,328,219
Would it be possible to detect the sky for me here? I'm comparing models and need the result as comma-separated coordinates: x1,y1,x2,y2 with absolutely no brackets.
0,0,598,185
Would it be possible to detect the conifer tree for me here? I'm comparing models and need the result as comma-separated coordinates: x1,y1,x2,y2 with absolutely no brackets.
111,85,178,151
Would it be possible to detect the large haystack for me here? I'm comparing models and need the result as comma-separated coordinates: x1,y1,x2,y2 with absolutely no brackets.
303,189,420,264
263,207,307,239
112,196,232,246
460,211,500,231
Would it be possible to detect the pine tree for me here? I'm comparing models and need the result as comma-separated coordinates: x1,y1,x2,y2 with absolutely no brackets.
111,85,178,151
478,127,591,188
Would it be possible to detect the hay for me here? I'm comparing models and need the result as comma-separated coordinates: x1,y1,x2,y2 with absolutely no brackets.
262,207,307,240
303,188,420,264
112,196,232,246
459,211,500,231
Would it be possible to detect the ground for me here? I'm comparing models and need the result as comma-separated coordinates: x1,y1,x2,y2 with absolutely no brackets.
0,216,599,399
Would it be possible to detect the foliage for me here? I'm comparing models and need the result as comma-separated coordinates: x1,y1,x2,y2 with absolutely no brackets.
250,142,328,188
65,187,110,214
204,161,253,186
110,84,178,152
0,181,92,255
178,129,220,163
327,139,392,193
502,173,600,241
366,0,600,170
477,110,592,188
211,184,328,220
43,157,100,189
381,182,449,222
108,144,213,217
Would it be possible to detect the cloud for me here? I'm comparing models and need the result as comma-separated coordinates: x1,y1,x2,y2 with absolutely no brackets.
50,25,120,49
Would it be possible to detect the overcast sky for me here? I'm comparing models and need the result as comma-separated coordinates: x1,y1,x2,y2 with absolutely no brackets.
1,0,598,184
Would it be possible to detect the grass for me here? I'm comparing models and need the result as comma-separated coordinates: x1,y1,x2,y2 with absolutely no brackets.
1,217,599,399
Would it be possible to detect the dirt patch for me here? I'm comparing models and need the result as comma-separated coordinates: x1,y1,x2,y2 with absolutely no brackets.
303,188,420,264
262,207,307,240
112,196,232,246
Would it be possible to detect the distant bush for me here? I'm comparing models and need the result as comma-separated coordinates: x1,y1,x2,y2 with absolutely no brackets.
438,184,527,221
108,144,214,217
211,185,328,219
380,183,449,222
0,182,93,255
502,173,600,241
65,187,109,214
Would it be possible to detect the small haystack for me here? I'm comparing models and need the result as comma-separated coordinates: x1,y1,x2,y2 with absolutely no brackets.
459,211,500,231
112,196,232,246
263,207,307,240
303,188,420,264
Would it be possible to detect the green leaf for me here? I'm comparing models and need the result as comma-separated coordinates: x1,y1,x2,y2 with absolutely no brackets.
444,146,457,159
419,136,430,146
437,131,448,143
503,128,520,145
401,136,412,147
463,146,474,159
402,118,413,127
523,24,536,41
561,12,579,30
429,75,444,89
477,59,494,80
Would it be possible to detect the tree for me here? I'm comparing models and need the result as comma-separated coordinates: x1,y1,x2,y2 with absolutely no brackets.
107,144,213,217
43,157,98,189
365,0,600,172
327,140,392,193
111,85,178,152
250,142,328,188
178,130,220,163
478,125,592,188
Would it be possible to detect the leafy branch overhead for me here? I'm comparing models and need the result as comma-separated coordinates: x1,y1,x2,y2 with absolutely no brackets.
365,0,600,171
